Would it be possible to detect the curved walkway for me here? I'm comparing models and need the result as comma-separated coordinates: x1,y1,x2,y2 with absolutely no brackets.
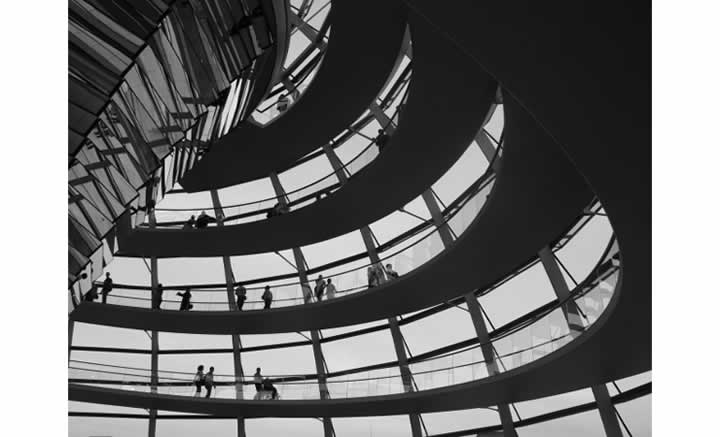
180,0,409,191
70,1,650,416
115,12,498,257
400,0,652,407
71,93,593,333
69,246,621,415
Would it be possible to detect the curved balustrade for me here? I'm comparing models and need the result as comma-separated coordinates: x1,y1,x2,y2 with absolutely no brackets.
99,173,496,311
148,65,413,227
71,243,619,401
251,2,333,126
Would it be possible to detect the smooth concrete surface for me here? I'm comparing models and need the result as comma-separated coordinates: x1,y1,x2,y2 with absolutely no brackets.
72,93,593,333
70,2,650,416
180,0,408,191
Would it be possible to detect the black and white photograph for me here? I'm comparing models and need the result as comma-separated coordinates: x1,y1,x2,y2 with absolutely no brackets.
8,1,715,436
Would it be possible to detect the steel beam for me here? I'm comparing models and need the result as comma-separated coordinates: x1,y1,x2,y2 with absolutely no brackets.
210,190,247,437
539,246,622,437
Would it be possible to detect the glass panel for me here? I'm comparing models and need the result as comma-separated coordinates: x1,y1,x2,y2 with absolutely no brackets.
614,394,651,437
69,417,148,437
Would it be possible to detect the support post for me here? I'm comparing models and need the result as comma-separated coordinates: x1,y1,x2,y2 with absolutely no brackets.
68,319,74,361
269,172,288,206
465,294,518,436
388,317,423,437
359,227,422,437
421,190,454,246
423,191,517,436
269,175,334,437
538,246,622,437
289,11,327,50
368,102,396,134
475,130,501,173
148,208,158,437
210,190,247,437
322,144,349,183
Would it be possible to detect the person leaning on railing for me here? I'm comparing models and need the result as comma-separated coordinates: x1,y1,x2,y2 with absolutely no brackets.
177,288,193,311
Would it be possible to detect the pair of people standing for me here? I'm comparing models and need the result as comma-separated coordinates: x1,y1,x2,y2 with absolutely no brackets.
183,211,214,229
233,284,273,309
313,275,336,301
367,263,400,288
253,368,278,400
193,365,215,398
83,272,114,303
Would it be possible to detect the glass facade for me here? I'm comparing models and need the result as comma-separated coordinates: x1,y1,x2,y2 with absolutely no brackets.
67,1,650,436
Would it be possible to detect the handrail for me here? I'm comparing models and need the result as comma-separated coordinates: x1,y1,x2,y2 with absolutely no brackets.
71,245,619,396
75,200,606,362
67,381,651,430
98,169,497,310
151,67,412,219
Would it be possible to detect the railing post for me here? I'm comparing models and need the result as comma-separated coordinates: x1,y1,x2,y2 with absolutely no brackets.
538,245,622,437
210,190,247,437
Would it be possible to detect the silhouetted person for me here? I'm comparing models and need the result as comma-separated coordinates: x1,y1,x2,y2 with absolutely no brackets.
152,283,164,310
385,264,399,280
262,378,278,399
267,202,289,218
195,211,213,229
193,365,205,397
314,275,327,302
100,272,113,304
235,284,247,310
262,286,273,309
183,215,196,229
177,288,193,311
375,129,389,151
84,285,99,302
253,368,263,392
277,95,289,112
204,366,215,398
326,278,336,299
